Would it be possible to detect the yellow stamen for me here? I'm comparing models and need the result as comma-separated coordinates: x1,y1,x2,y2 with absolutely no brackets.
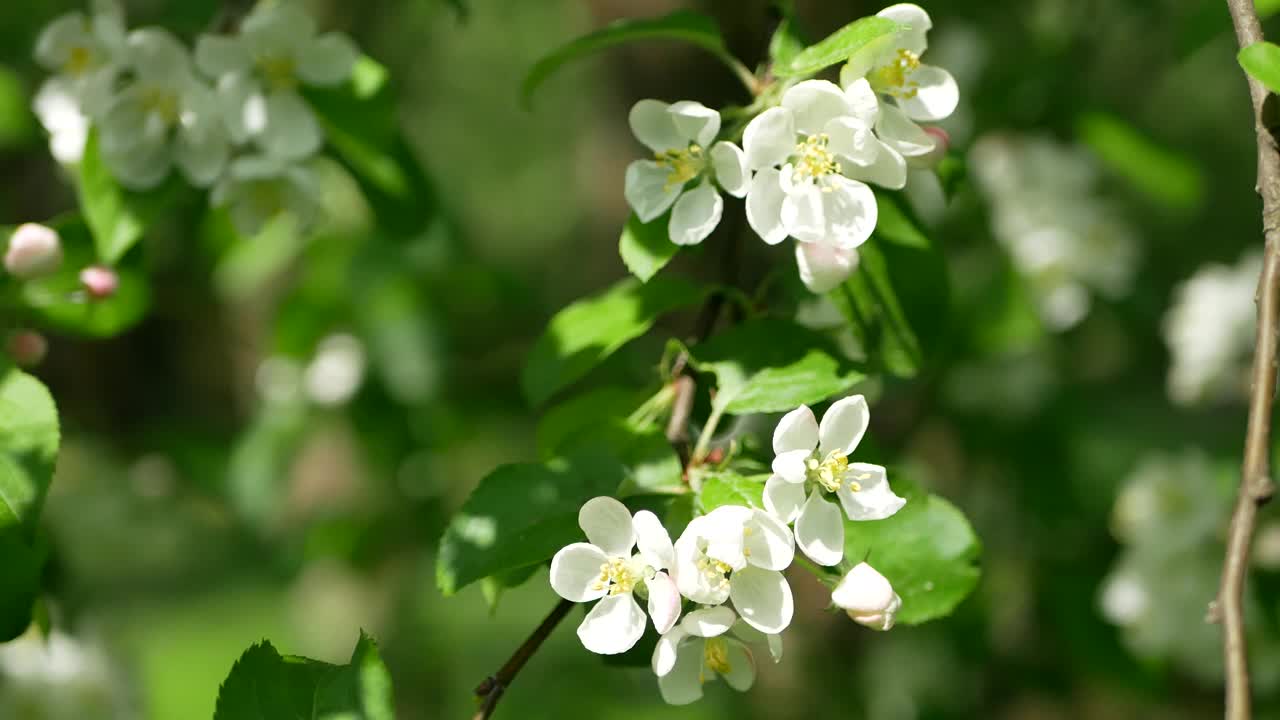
65,45,94,75
655,144,705,191
596,558,638,596
871,48,922,99
703,637,732,675
809,451,850,493
258,56,298,91
792,134,841,186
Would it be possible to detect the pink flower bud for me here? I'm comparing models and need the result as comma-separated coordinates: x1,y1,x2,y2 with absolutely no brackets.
4,223,63,279
80,265,119,299
831,562,902,631
6,330,48,367
915,126,951,168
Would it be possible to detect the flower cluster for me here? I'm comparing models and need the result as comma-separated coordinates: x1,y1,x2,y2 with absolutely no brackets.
1162,251,1259,406
623,4,958,293
549,395,905,704
33,1,356,236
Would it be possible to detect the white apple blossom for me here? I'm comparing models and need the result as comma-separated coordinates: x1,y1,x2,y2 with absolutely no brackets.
624,100,748,246
845,4,959,123
549,497,681,655
195,3,358,160
5,223,63,279
1163,251,1259,406
33,78,92,165
672,505,795,634
211,154,320,238
651,606,765,705
832,561,902,630
33,0,126,115
95,29,229,189
764,395,905,566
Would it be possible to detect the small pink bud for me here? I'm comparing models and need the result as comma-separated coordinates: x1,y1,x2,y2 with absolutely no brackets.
80,265,119,299
4,223,63,279
918,126,951,168
6,330,48,367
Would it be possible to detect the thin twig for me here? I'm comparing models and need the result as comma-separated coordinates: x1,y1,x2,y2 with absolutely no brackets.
472,598,574,720
1216,2,1280,719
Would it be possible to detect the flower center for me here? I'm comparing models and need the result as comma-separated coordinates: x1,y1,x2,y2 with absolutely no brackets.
592,557,638,596
703,637,732,676
871,48,922,99
140,85,181,125
806,451,860,494
792,134,841,184
694,554,732,593
65,45,95,76
258,56,298,91
655,144,705,191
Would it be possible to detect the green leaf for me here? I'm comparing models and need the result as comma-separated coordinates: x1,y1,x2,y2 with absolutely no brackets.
688,317,865,414
698,472,767,512
521,276,708,407
619,213,679,282
212,212,305,301
523,10,729,108
535,386,648,459
767,1,806,67
843,479,980,625
214,633,394,720
20,217,150,338
774,16,900,78
831,194,948,378
77,131,179,264
1240,41,1280,94
436,450,628,594
304,56,439,237
1076,111,1205,211
0,368,59,640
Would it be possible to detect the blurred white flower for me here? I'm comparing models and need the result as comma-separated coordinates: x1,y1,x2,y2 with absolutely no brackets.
97,29,229,189
5,223,63,279
33,78,91,164
624,100,747,246
1162,251,1259,406
304,333,366,407
195,3,357,160
33,0,126,114
550,497,681,655
211,154,320,237
970,132,1140,330
1099,570,1149,626
0,628,133,720
832,561,902,630
764,395,904,566
651,606,758,705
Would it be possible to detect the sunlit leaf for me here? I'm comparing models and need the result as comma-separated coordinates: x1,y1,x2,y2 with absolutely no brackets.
77,131,181,264
698,471,767,512
774,16,900,77
1076,111,1204,211
619,212,679,283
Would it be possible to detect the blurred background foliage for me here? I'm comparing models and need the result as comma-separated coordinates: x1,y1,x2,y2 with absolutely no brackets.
3,0,1280,718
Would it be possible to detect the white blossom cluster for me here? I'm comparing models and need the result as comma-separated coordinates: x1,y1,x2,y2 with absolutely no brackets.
969,132,1139,331
1162,251,1260,406
32,0,356,236
623,4,958,294
549,395,906,705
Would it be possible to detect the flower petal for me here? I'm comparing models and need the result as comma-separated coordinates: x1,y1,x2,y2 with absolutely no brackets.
819,394,870,456
780,180,826,244
771,448,811,484
836,463,906,521
243,3,315,57
175,118,229,188
669,181,723,246
578,496,636,558
899,64,959,122
657,639,705,705
795,492,845,566
820,176,878,249
675,519,732,605
577,594,647,655
297,32,358,86
126,28,192,83
876,103,936,158
767,633,784,663
652,626,687,676
745,167,788,245
763,474,805,524
260,89,322,159
629,99,682,153
796,240,859,294
647,570,681,634
843,78,879,126
781,79,854,135
710,141,748,198
729,566,794,634
680,605,737,637
878,3,931,55
743,107,795,170
825,116,877,167
35,13,90,70
194,35,251,78
668,100,720,148
842,137,907,190
831,561,896,612
549,542,609,602
745,509,794,571
703,505,751,571
773,405,819,454
720,639,756,691
633,510,675,570
624,160,682,223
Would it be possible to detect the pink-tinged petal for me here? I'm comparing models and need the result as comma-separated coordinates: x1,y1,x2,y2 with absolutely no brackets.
796,242,859,294
647,571,682,634
633,510,675,569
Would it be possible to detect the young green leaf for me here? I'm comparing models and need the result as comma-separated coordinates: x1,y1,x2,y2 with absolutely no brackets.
521,276,708,407
688,317,865,414
214,633,394,720
77,131,180,264
436,450,628,595
767,0,806,67
698,472,768,512
523,10,732,108
774,16,900,78
1240,40,1280,95
619,212,680,282
1076,111,1204,212
842,479,980,625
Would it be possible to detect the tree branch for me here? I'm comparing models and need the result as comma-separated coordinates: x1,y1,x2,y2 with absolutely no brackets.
1216,3,1280,719
471,598,574,720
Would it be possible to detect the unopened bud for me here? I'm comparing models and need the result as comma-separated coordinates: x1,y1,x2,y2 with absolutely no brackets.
831,562,901,631
4,223,63,279
914,126,951,168
80,265,118,299
6,330,48,367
